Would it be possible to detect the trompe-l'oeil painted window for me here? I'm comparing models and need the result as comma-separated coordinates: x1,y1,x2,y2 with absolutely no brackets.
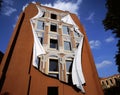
66,60,72,72
66,59,73,83
37,20,44,30
49,58,59,78
76,43,79,48
50,23,57,32
49,59,58,72
50,39,58,50
62,26,69,35
64,41,71,51
74,31,80,37
38,33,44,45
38,37,43,45
51,13,57,20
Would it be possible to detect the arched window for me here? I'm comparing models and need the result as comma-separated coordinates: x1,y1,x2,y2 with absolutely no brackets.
110,79,113,84
106,80,109,85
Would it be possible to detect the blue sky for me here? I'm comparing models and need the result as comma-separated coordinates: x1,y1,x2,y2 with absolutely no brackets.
0,0,119,77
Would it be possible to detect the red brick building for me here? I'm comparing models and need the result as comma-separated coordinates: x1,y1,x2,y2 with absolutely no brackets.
0,2,103,95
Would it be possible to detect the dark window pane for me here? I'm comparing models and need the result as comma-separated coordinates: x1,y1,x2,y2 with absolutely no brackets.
62,26,69,35
51,14,57,19
49,59,58,71
67,74,72,84
47,87,58,95
50,24,57,32
66,60,72,72
37,21,44,30
50,39,58,49
64,41,71,51
38,57,41,70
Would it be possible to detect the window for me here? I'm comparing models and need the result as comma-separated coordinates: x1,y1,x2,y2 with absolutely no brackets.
38,37,43,45
76,43,79,48
38,33,44,45
64,41,71,51
50,24,57,32
47,87,58,95
66,60,72,72
42,12,45,17
49,57,59,78
50,39,58,49
51,13,57,19
110,79,113,84
49,59,58,72
102,81,105,85
106,80,109,85
74,31,80,37
62,26,69,35
67,74,72,83
37,21,44,30
38,57,41,70
66,60,73,83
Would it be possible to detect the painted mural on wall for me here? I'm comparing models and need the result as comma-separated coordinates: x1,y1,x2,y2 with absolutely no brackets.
29,3,85,92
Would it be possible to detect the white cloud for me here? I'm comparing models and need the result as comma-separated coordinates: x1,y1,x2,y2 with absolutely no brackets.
105,36,114,43
43,0,82,15
96,60,112,69
13,15,19,28
2,6,17,16
86,12,95,23
4,0,14,6
2,0,17,16
89,40,101,49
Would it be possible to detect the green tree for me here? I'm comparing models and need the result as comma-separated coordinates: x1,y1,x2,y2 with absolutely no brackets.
103,0,120,72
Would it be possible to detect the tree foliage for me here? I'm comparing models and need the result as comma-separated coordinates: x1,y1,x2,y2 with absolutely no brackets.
0,0,2,11
103,0,120,72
